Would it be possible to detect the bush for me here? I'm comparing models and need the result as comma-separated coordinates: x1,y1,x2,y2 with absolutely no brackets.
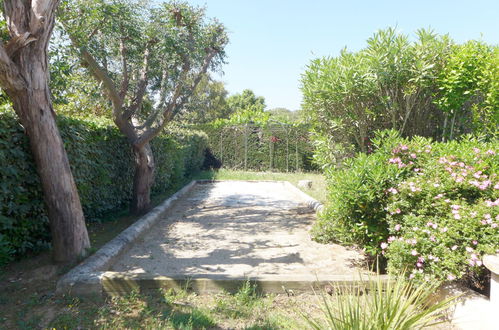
313,130,498,282
0,112,207,264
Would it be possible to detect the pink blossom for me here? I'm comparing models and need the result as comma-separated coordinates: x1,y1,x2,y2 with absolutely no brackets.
451,245,458,251
434,193,444,199
492,223,498,228
409,274,415,279
451,205,460,210
459,162,465,167
394,224,401,231
388,236,397,243
444,199,451,203
481,220,488,225
416,262,423,268
411,250,418,256
466,247,474,253
387,187,398,194
447,274,456,281
455,177,464,183
398,162,406,169
494,183,499,190
486,149,496,155
440,227,448,233
410,153,417,159
401,145,409,151
473,147,480,154
473,240,478,245
485,214,492,219
469,259,476,266
473,171,482,179
429,236,436,242
389,157,401,164
433,183,440,187
381,242,388,249
453,213,461,220
470,211,477,217
476,260,483,266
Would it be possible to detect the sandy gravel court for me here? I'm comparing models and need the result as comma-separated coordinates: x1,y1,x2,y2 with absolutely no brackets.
109,181,369,279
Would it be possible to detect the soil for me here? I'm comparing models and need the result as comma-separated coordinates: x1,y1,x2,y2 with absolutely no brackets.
109,181,369,278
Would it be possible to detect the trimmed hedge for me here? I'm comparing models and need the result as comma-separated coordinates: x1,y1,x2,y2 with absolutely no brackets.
0,112,207,264
199,123,317,172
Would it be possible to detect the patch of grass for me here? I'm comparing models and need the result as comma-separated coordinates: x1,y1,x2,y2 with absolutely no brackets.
194,169,327,203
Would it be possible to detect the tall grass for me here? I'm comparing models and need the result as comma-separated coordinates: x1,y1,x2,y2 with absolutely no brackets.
302,274,457,330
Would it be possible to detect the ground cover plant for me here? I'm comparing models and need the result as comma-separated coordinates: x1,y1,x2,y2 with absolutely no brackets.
313,130,498,285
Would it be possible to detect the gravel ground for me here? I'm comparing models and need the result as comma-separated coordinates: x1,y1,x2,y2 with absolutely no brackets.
109,181,369,278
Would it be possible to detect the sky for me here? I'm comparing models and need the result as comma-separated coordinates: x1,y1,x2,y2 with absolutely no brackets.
188,0,499,111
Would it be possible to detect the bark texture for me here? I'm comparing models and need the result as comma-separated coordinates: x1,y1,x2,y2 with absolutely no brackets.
1,0,90,262
131,143,155,215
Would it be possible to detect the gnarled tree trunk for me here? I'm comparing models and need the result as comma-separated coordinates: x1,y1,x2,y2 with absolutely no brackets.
131,142,155,215
1,0,90,262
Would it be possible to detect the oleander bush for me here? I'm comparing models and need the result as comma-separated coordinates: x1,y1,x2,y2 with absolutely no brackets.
313,130,498,282
0,112,207,265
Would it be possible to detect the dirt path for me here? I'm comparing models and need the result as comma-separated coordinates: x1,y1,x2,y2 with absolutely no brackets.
110,181,368,277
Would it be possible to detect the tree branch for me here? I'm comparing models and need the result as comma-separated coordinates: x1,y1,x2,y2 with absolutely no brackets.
119,37,129,100
123,43,151,119
0,42,26,91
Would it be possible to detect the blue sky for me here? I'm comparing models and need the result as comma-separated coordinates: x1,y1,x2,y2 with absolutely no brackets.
188,0,499,111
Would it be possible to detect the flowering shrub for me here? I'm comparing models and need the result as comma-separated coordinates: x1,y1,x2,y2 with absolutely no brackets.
383,139,498,282
313,130,498,282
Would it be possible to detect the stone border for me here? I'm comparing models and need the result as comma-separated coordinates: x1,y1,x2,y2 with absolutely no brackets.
55,180,327,296
56,180,197,296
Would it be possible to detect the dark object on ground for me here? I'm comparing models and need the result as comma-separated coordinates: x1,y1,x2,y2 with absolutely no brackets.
202,148,222,170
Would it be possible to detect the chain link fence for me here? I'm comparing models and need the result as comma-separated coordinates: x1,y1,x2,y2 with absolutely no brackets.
200,123,317,172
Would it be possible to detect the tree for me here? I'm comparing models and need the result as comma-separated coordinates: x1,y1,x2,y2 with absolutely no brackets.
0,0,90,262
226,89,266,113
62,0,228,214
178,74,231,124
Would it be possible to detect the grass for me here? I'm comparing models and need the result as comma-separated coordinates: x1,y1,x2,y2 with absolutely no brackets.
0,170,456,329
0,170,325,329
193,169,327,203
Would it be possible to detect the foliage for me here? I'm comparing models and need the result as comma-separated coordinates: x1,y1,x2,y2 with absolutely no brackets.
0,111,207,265
302,273,456,330
199,122,316,172
383,138,498,282
212,89,269,126
177,75,232,124
435,40,499,139
302,27,497,166
313,130,498,282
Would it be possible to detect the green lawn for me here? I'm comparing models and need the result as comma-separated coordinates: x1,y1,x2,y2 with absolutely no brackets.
194,169,327,203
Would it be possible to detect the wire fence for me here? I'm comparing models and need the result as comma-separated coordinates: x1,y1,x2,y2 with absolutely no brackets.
200,122,317,172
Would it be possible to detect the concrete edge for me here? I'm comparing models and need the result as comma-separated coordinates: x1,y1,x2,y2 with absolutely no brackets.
282,181,324,213
100,271,390,296
433,283,493,330
56,180,198,296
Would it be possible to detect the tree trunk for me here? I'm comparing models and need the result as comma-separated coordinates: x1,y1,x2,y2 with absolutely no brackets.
1,0,91,263
131,142,155,215
8,86,90,263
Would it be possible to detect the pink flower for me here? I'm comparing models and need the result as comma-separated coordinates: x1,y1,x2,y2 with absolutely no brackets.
416,262,423,268
451,245,458,251
447,274,456,281
492,223,498,228
455,177,464,183
411,250,418,256
387,187,398,194
466,247,474,252
494,183,499,190
398,162,406,169
451,205,460,210
429,236,436,242
434,193,444,199
486,149,496,155
440,227,448,233
409,274,415,279
381,242,388,249
410,153,417,159
472,240,478,245
473,147,480,154
394,224,401,231
388,236,397,243
453,213,461,220
401,145,409,151
389,157,401,164
473,171,482,179
433,183,440,187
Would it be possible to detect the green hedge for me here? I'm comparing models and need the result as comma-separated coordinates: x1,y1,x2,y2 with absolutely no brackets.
0,112,207,264
198,123,317,172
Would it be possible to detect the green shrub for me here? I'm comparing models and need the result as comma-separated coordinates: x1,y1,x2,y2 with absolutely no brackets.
314,130,498,282
383,139,498,282
0,112,207,264
302,273,456,330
